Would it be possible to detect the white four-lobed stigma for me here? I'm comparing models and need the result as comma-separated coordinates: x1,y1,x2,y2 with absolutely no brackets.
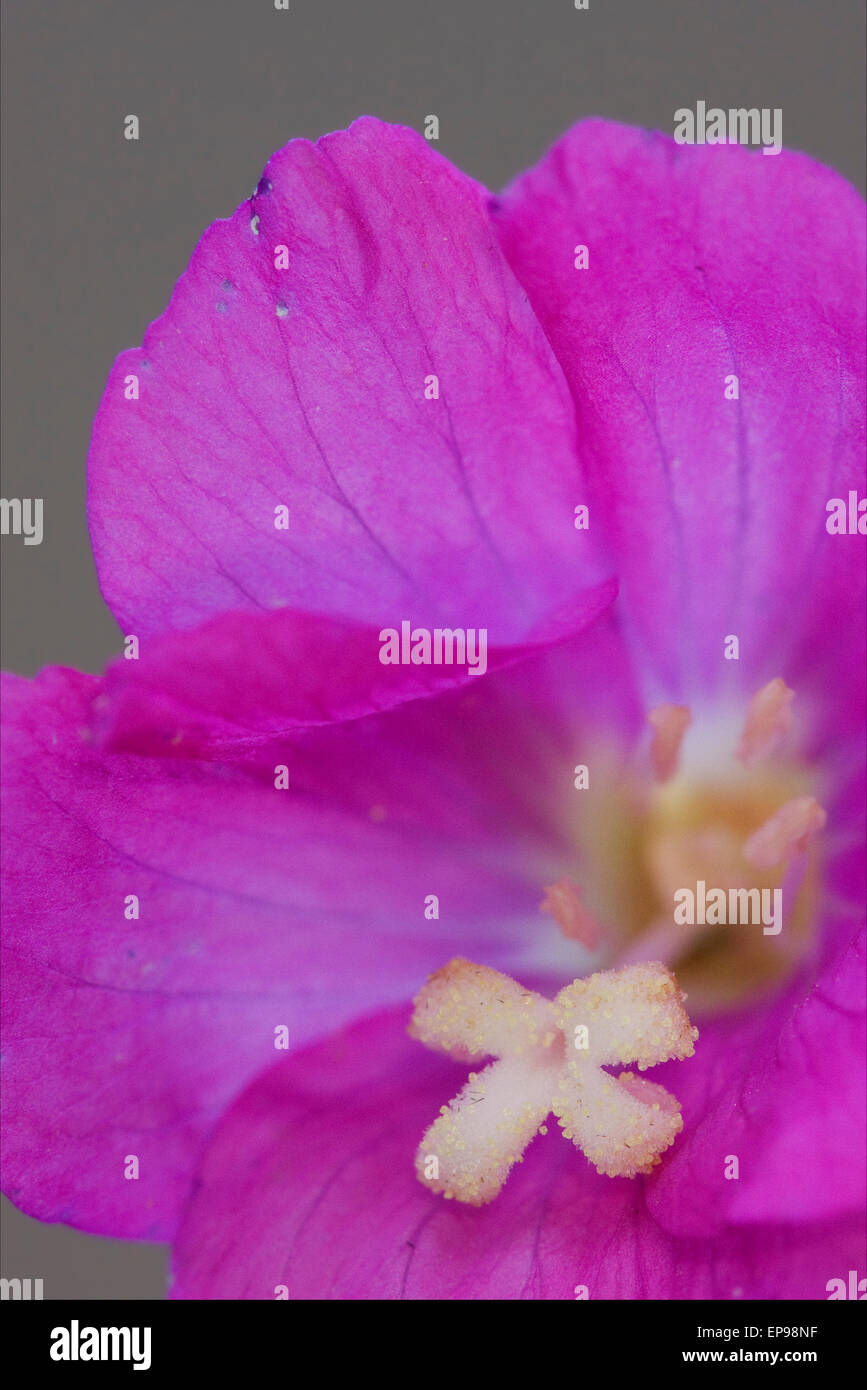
409,957,698,1205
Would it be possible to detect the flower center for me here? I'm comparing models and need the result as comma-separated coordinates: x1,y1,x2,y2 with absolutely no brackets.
408,681,826,1204
562,679,826,1009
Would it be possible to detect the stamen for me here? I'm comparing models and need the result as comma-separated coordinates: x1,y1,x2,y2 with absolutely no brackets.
540,878,601,948
647,704,692,782
410,958,697,1203
736,678,795,767
743,795,827,869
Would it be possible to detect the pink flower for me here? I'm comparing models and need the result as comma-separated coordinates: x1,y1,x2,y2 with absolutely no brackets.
2,118,864,1299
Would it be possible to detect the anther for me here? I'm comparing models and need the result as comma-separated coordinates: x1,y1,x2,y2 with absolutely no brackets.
647,704,692,782
743,795,827,869
737,678,795,766
540,878,602,949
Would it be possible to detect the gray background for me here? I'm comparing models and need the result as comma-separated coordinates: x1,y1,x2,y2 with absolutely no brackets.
2,0,864,1300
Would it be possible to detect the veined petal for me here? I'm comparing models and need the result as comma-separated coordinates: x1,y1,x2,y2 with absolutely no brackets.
92,584,615,759
170,1004,864,1299
88,117,609,643
647,925,866,1236
0,669,537,1238
493,120,866,703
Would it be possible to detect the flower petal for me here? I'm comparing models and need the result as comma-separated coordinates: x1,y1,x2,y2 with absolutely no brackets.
493,120,866,700
170,1003,864,1299
93,586,616,759
1,617,641,1238
647,924,866,1237
1,668,540,1238
88,117,609,642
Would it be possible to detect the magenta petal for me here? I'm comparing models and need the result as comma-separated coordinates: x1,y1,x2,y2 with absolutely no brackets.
84,611,645,956
94,584,616,759
88,117,609,642
171,1004,864,1300
1,668,539,1238
648,925,866,1237
726,926,866,1226
493,120,866,697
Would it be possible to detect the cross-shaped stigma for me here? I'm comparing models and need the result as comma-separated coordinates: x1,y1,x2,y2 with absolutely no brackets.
410,958,698,1204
